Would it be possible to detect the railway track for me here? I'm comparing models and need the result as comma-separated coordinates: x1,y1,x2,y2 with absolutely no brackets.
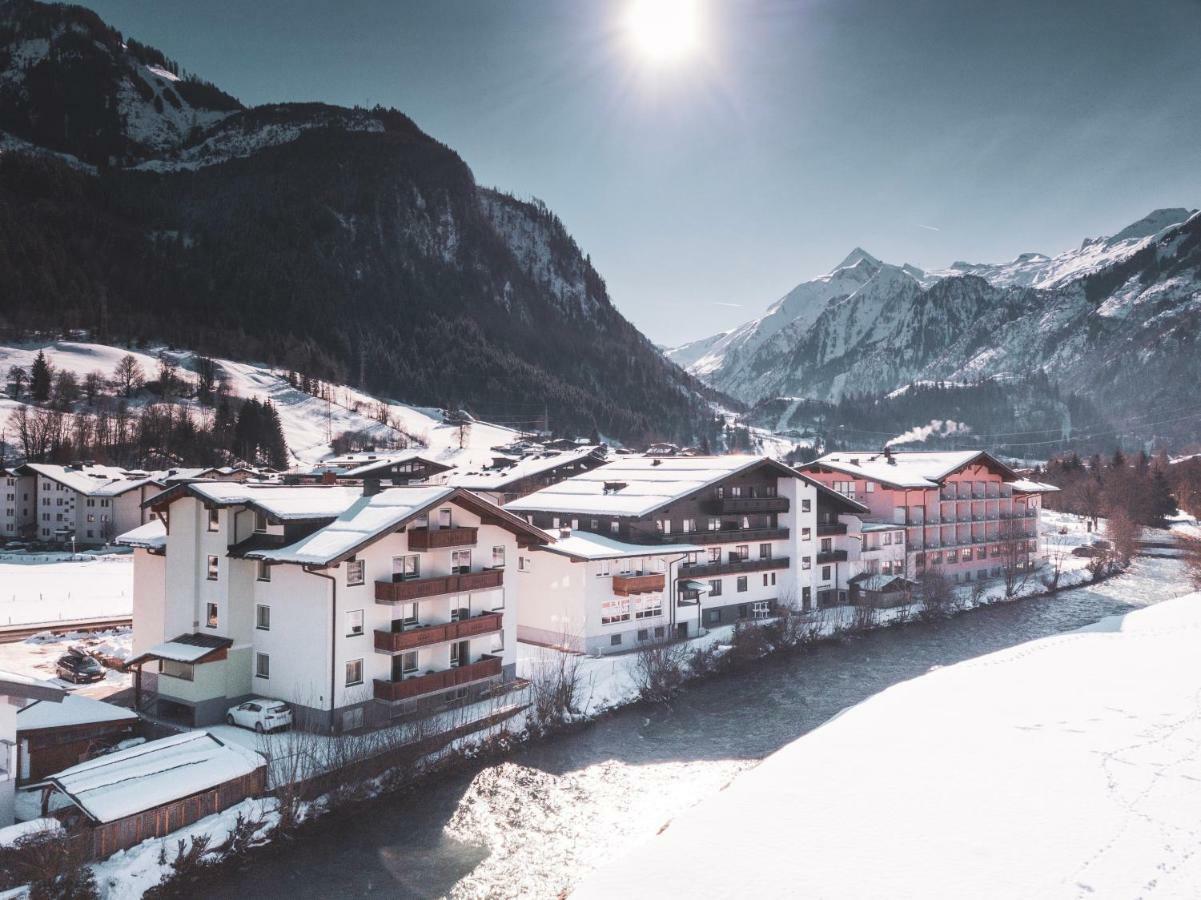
0,616,132,644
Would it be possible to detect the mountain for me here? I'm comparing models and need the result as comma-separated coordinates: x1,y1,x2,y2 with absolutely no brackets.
668,207,1201,441
0,0,723,445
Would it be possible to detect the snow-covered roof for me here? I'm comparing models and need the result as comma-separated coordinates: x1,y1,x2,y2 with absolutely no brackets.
448,446,604,491
805,450,1016,488
248,485,455,565
18,694,138,731
0,669,66,703
1010,479,1061,494
538,530,704,561
860,522,905,533
36,731,264,824
151,482,364,521
304,449,451,479
115,518,167,550
20,463,161,497
849,573,913,591
505,455,797,518
131,634,232,665
245,486,549,566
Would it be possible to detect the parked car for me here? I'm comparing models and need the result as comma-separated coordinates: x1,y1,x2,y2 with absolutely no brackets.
55,653,105,684
226,700,293,733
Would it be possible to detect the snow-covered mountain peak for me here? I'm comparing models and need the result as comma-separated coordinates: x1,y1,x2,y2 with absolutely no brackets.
833,247,881,271
1104,207,1194,246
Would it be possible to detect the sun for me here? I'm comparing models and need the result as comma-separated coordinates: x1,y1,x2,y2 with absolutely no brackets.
625,0,702,64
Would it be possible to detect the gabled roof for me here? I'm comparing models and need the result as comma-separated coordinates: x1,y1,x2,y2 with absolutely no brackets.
448,446,605,491
18,694,138,731
243,486,550,567
796,472,870,514
18,463,161,497
1010,479,1061,494
127,633,233,667
504,455,801,519
304,449,453,479
32,731,263,824
146,482,364,521
801,450,1018,489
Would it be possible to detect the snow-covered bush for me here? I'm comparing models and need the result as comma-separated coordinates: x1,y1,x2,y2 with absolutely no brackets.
630,638,689,704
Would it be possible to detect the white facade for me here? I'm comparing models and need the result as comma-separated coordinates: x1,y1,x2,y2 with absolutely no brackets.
23,464,161,546
0,470,35,540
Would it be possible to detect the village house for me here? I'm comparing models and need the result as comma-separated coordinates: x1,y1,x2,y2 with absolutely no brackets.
15,694,139,784
1,671,64,827
505,455,867,648
447,445,608,505
292,450,454,486
15,463,162,546
0,464,36,541
799,450,1056,583
122,481,548,732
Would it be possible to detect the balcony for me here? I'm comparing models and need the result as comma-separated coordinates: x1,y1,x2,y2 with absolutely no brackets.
373,612,503,654
715,496,790,514
816,549,849,564
661,526,789,545
373,654,502,702
680,556,789,579
375,568,503,604
612,572,665,595
816,522,847,536
406,526,478,550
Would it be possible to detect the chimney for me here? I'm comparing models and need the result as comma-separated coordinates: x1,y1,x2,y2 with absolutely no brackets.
883,446,895,463
321,471,337,485
363,477,382,497
558,526,572,539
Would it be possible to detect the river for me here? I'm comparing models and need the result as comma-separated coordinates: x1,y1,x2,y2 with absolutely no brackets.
208,553,1192,900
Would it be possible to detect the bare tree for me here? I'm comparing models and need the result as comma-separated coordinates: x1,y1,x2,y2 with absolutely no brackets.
528,641,589,732
113,353,145,397
915,567,954,620
1177,532,1201,589
1106,509,1140,567
998,517,1034,598
6,364,27,398
630,637,689,703
83,370,105,405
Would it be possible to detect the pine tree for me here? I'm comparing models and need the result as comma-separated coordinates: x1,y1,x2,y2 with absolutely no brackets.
262,401,289,470
30,350,52,403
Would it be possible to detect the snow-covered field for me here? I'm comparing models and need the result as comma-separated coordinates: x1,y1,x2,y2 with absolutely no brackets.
577,590,1201,900
0,552,132,627
0,341,522,466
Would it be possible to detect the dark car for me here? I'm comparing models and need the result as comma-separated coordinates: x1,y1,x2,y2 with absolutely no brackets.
55,653,105,684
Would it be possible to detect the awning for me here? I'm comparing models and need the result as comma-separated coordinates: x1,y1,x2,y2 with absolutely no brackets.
127,633,233,667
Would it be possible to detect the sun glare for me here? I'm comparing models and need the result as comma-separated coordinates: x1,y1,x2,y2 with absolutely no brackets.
625,0,702,64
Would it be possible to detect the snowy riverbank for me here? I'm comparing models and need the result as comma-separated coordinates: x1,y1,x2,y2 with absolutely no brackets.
576,590,1201,900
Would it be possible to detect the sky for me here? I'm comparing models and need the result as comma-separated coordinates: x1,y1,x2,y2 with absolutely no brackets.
78,0,1201,345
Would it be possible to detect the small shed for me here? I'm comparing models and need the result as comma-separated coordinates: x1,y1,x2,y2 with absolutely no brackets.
32,730,265,859
848,573,916,608
16,695,140,784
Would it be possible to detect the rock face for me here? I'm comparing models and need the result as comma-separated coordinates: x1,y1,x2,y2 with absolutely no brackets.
0,0,719,443
668,208,1201,421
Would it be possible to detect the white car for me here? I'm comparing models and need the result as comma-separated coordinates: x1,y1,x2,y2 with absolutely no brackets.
225,699,293,733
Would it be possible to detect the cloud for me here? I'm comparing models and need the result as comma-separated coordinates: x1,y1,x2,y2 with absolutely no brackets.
915,223,941,232
712,301,743,308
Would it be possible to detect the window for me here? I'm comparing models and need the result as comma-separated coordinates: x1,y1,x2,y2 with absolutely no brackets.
637,628,649,641
86,513,95,524
703,609,721,626
763,574,769,586
553,516,561,530
802,587,812,609
206,602,218,628
346,610,364,637
866,482,876,493
883,532,893,545
601,598,631,625
707,547,721,564
801,498,811,513
820,537,832,553
254,510,268,533
345,659,364,686
610,634,622,647
708,517,721,532
438,508,452,529
801,527,811,540
255,653,270,679
518,556,531,573
590,519,599,531
346,558,365,586
730,486,743,498
735,544,749,561
802,557,812,570
820,565,832,581
393,554,420,580
206,555,219,580
401,651,418,674
682,518,696,533
597,558,611,577
207,507,219,531
397,602,418,626
655,626,665,639
257,560,271,582
759,543,771,560
492,545,506,568
709,579,723,597
256,604,270,630
610,520,620,535
451,550,472,574
752,601,771,619
736,576,748,593
161,660,193,681
657,519,671,535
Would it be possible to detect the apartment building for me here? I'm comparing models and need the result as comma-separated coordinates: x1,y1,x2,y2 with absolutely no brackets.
121,481,547,732
17,463,162,546
448,445,608,505
0,466,36,540
506,455,867,650
800,450,1056,582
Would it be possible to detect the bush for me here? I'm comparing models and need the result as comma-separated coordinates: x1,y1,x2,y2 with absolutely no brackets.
630,638,689,704
724,620,773,667
0,830,99,900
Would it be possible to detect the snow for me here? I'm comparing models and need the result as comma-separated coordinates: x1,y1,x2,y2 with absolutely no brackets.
40,731,264,824
577,590,1201,900
504,455,778,518
0,818,62,848
448,446,604,491
114,519,166,550
0,630,132,698
177,482,364,520
132,638,223,664
810,449,994,487
0,554,132,626
539,530,705,561
17,693,137,730
20,463,158,497
248,485,454,565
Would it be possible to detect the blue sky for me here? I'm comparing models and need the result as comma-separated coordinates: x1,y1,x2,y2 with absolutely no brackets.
81,0,1201,344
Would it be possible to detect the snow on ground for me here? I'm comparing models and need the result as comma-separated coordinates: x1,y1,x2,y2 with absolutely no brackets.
0,553,132,627
0,341,522,467
576,591,1201,900
0,628,132,697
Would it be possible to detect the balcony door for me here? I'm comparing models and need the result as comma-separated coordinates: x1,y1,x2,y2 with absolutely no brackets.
393,554,419,582
450,639,469,668
452,550,472,575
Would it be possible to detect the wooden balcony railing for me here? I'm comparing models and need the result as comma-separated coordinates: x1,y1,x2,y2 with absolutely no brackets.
816,549,849,564
373,612,503,653
816,522,847,536
612,573,665,596
406,526,478,550
679,556,789,579
373,654,502,702
717,496,790,514
375,568,503,604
